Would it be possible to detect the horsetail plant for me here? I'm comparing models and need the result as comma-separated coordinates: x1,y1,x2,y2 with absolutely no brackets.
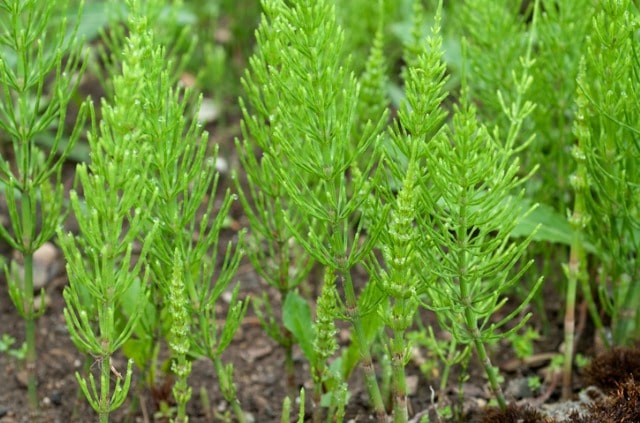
423,99,538,410
90,5,192,408
167,251,191,423
235,0,317,395
60,139,157,422
57,10,160,419
88,2,191,410
562,0,640,397
9,0,640,420
311,268,347,422
373,3,448,421
392,9,472,416
576,0,640,346
420,42,542,411
0,0,86,410
93,4,248,419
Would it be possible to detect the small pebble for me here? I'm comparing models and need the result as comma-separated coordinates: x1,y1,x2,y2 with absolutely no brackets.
505,376,534,399
50,390,62,406
406,375,419,396
0,416,16,423
216,157,229,174
14,370,27,388
216,401,227,412
197,98,220,124
11,242,60,291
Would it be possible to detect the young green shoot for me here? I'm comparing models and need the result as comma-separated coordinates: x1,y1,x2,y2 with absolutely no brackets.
107,3,248,419
235,0,317,395
419,10,542,402
0,0,86,410
58,5,164,421
374,2,448,420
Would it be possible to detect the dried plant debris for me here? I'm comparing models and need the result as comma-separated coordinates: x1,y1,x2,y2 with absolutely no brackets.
582,347,640,392
566,377,640,423
478,402,552,423
477,388,635,423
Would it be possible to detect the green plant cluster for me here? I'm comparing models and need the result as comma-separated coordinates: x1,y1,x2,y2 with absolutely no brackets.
0,0,639,422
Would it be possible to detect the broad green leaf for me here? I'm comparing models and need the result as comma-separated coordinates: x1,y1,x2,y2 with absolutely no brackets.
510,198,596,253
283,291,316,364
511,200,571,244
122,338,152,371
76,2,111,41
121,277,156,335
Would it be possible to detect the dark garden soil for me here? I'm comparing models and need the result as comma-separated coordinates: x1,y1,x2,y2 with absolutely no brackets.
0,94,636,423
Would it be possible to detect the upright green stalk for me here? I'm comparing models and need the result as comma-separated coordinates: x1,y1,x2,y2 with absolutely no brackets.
167,251,191,423
0,0,85,410
374,4,448,419
563,66,601,394
338,272,386,421
58,6,161,421
381,160,420,423
311,268,344,422
572,0,640,346
235,0,316,394
419,11,541,400
561,136,590,398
